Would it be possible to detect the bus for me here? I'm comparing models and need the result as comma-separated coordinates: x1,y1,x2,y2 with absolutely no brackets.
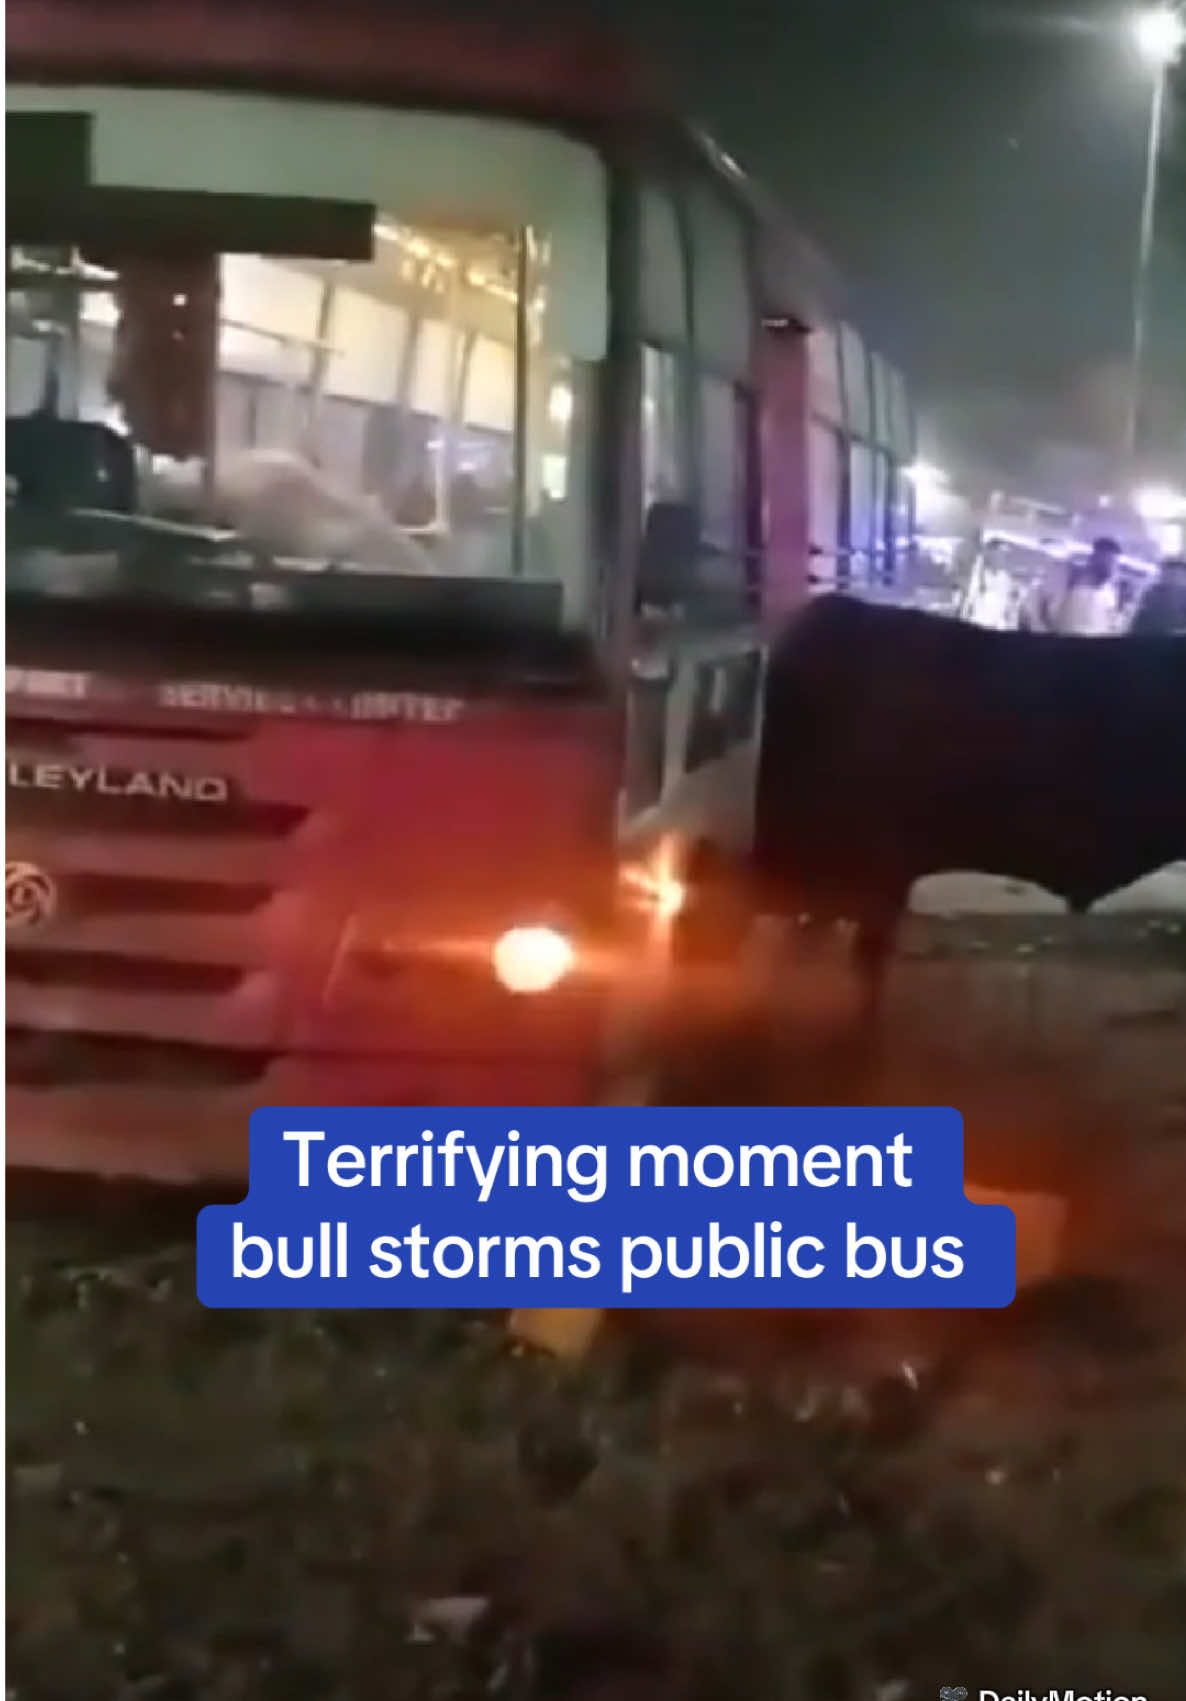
6,0,918,1182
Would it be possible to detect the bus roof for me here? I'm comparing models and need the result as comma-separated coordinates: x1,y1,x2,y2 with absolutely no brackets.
7,0,653,125
6,0,875,338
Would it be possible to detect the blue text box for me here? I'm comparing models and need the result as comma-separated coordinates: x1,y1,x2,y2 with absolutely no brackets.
196,1107,1016,1309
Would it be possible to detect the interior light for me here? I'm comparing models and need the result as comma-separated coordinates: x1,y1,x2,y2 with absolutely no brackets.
548,383,574,427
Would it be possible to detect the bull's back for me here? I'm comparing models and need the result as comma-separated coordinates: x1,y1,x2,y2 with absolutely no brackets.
755,595,1186,905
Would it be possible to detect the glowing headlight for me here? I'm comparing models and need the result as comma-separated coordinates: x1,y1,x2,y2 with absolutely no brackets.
491,926,576,994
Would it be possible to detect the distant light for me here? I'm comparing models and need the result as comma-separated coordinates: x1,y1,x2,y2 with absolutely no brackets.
904,461,950,505
904,459,948,489
1133,483,1186,523
1134,7,1185,66
1098,494,1114,509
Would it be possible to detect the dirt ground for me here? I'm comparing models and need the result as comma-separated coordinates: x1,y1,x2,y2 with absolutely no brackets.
8,911,1186,1701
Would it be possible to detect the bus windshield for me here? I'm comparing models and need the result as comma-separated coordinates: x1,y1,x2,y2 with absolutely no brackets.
6,99,607,635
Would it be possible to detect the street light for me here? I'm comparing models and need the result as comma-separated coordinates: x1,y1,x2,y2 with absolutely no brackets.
1133,482,1186,557
1133,482,1186,523
1135,5,1186,62
1127,8,1185,460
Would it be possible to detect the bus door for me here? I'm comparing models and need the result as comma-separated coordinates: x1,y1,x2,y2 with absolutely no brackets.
621,368,765,882
618,183,767,894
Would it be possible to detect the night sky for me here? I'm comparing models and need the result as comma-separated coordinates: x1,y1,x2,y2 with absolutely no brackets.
576,0,1185,485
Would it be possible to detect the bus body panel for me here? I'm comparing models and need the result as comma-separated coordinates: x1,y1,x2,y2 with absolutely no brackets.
5,0,645,124
7,648,620,1179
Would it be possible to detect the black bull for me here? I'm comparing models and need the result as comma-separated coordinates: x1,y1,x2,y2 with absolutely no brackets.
752,594,1186,1009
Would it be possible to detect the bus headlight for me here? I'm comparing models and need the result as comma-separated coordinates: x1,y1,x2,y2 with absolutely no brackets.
491,925,576,994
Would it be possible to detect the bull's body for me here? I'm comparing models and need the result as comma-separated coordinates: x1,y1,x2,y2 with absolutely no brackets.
754,593,1186,1001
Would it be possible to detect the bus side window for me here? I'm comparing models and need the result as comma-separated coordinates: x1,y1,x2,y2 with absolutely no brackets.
635,177,759,620
848,439,875,589
807,419,845,589
699,373,741,555
642,344,689,514
874,448,892,585
638,181,692,536
698,372,755,610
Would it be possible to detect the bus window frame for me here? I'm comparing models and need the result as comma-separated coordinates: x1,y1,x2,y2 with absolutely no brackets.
630,166,761,627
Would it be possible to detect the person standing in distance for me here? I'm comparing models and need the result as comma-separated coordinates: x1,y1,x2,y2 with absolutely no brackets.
1129,556,1186,635
1050,536,1123,636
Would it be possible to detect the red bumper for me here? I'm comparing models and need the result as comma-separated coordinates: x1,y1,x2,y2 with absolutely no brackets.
6,1049,604,1184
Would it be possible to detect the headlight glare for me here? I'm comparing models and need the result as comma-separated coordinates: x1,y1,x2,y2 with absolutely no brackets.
491,925,576,994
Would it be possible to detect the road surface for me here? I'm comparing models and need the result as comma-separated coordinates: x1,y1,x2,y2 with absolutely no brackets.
7,893,1186,1700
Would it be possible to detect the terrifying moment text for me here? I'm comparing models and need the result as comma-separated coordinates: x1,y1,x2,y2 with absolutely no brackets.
196,1109,1016,1308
